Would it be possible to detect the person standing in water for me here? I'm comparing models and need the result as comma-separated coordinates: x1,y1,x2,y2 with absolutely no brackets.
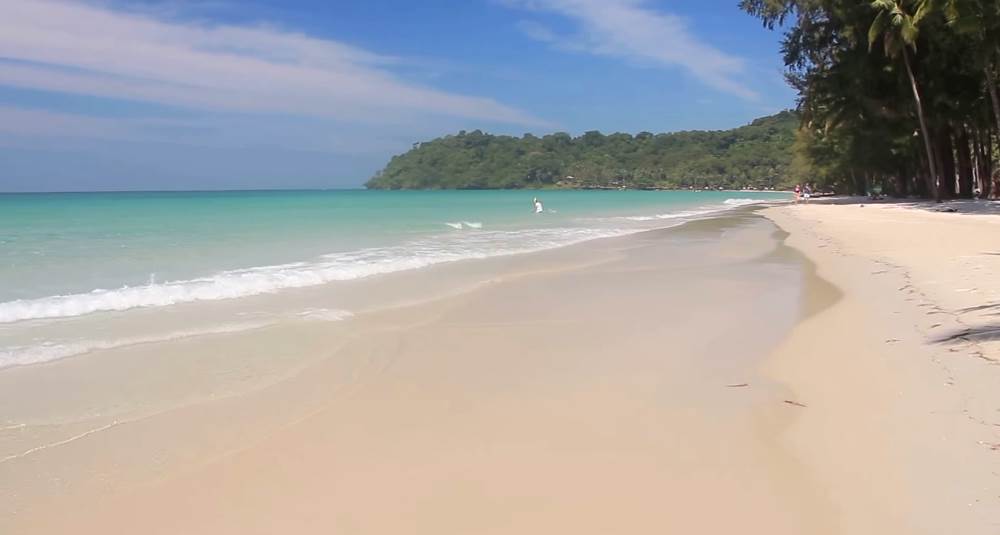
533,197,544,214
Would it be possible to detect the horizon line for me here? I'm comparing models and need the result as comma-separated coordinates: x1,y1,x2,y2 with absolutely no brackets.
0,187,371,195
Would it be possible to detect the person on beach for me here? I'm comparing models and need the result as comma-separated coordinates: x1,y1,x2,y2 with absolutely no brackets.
794,184,801,203
803,183,812,202
533,197,544,214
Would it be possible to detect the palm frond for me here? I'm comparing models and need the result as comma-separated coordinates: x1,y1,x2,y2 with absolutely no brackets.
901,14,920,45
913,0,938,25
869,10,889,50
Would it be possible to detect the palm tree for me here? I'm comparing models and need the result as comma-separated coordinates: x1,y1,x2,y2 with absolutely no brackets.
869,0,942,200
945,0,1000,140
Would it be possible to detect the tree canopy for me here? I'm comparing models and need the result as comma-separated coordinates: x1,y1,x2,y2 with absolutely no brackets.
366,111,799,190
370,0,1000,198
741,0,1000,199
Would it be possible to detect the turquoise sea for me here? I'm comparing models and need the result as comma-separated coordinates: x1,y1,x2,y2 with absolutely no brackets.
0,189,787,366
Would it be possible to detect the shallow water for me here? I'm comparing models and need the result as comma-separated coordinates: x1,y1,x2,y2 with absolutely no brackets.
0,189,787,366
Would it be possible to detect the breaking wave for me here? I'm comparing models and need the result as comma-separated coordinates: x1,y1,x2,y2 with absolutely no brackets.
0,227,634,324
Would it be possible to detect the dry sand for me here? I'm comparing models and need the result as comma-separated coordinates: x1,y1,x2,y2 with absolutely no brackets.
762,200,1000,534
2,202,999,534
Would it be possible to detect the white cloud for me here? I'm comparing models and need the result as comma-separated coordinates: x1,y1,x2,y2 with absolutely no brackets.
514,20,559,43
505,0,758,100
0,104,433,159
0,0,547,126
0,105,131,139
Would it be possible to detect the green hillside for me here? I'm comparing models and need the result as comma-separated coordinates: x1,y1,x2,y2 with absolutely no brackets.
366,111,798,190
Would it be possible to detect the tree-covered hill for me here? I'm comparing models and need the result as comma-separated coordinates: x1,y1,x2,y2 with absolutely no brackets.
366,111,799,190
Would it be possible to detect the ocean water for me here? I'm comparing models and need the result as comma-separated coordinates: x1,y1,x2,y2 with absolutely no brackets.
0,189,787,366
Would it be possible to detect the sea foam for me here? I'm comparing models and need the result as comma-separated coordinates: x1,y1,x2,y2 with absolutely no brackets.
0,197,776,325
0,321,273,368
444,221,483,229
586,198,769,224
0,227,632,324
723,198,769,206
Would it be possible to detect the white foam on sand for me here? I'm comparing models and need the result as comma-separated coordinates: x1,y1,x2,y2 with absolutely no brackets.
296,308,355,322
723,198,771,206
586,197,778,223
0,307,356,368
444,221,483,229
0,321,275,368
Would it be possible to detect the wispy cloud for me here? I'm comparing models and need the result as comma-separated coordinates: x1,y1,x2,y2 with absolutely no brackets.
514,20,560,43
0,105,132,139
505,0,758,101
0,104,441,160
0,0,546,126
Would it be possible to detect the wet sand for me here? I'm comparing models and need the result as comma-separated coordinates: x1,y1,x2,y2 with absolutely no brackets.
1,211,836,534
7,203,996,534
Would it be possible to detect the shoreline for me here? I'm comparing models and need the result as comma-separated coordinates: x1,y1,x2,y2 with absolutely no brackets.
3,208,824,534
0,194,785,370
2,201,997,533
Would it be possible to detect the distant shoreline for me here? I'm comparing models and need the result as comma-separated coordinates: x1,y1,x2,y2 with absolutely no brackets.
364,186,789,192
3,187,793,195
365,111,798,191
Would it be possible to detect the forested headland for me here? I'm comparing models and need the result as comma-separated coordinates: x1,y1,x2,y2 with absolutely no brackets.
741,0,1000,199
366,111,798,190
370,1,1000,199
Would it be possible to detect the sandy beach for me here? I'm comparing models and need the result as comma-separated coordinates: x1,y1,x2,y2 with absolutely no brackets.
761,200,1000,534
2,202,999,534
8,0,1000,532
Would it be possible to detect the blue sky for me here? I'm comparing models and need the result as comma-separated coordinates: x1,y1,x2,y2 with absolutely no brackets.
0,0,794,191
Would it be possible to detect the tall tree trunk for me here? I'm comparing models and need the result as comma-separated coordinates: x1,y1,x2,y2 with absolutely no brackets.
986,64,1000,136
914,147,929,197
937,128,956,199
988,130,998,199
971,130,981,194
956,126,974,198
934,129,955,199
913,172,927,197
975,129,989,196
895,165,908,197
903,47,940,201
